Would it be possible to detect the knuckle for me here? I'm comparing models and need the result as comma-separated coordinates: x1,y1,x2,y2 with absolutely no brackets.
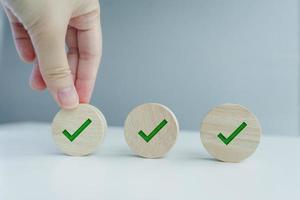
79,50,100,61
43,66,71,81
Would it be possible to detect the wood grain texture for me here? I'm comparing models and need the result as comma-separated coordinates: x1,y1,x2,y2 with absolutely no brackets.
52,104,107,156
124,103,179,158
200,104,261,162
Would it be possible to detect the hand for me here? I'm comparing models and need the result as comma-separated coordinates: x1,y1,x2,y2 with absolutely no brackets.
1,0,102,109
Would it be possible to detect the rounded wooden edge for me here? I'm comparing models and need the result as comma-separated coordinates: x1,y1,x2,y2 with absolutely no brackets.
51,104,107,156
199,103,262,162
124,103,180,158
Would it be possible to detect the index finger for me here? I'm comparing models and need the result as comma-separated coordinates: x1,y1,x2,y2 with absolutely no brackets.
71,10,102,103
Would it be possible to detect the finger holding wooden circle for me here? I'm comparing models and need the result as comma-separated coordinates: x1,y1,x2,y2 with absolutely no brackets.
200,104,261,162
124,103,179,158
52,104,107,156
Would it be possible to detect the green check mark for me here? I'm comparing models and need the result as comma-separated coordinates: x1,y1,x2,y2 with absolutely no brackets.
138,119,168,143
63,119,92,142
217,122,247,145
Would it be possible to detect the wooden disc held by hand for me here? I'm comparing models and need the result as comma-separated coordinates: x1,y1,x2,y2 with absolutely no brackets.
52,104,107,156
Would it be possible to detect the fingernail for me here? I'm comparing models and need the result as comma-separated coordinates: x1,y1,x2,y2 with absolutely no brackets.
57,87,79,109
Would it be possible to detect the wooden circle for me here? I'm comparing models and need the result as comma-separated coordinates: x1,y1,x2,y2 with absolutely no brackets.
200,104,261,162
124,103,179,158
52,104,107,156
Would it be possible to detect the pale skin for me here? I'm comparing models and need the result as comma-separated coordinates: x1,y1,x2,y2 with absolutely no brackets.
1,0,102,109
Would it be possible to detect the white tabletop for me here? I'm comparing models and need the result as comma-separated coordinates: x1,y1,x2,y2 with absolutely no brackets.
0,123,299,200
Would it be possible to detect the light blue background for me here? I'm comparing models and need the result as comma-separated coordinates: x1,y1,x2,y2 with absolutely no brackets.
0,0,298,135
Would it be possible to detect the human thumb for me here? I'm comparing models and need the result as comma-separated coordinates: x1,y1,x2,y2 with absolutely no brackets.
30,21,79,109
